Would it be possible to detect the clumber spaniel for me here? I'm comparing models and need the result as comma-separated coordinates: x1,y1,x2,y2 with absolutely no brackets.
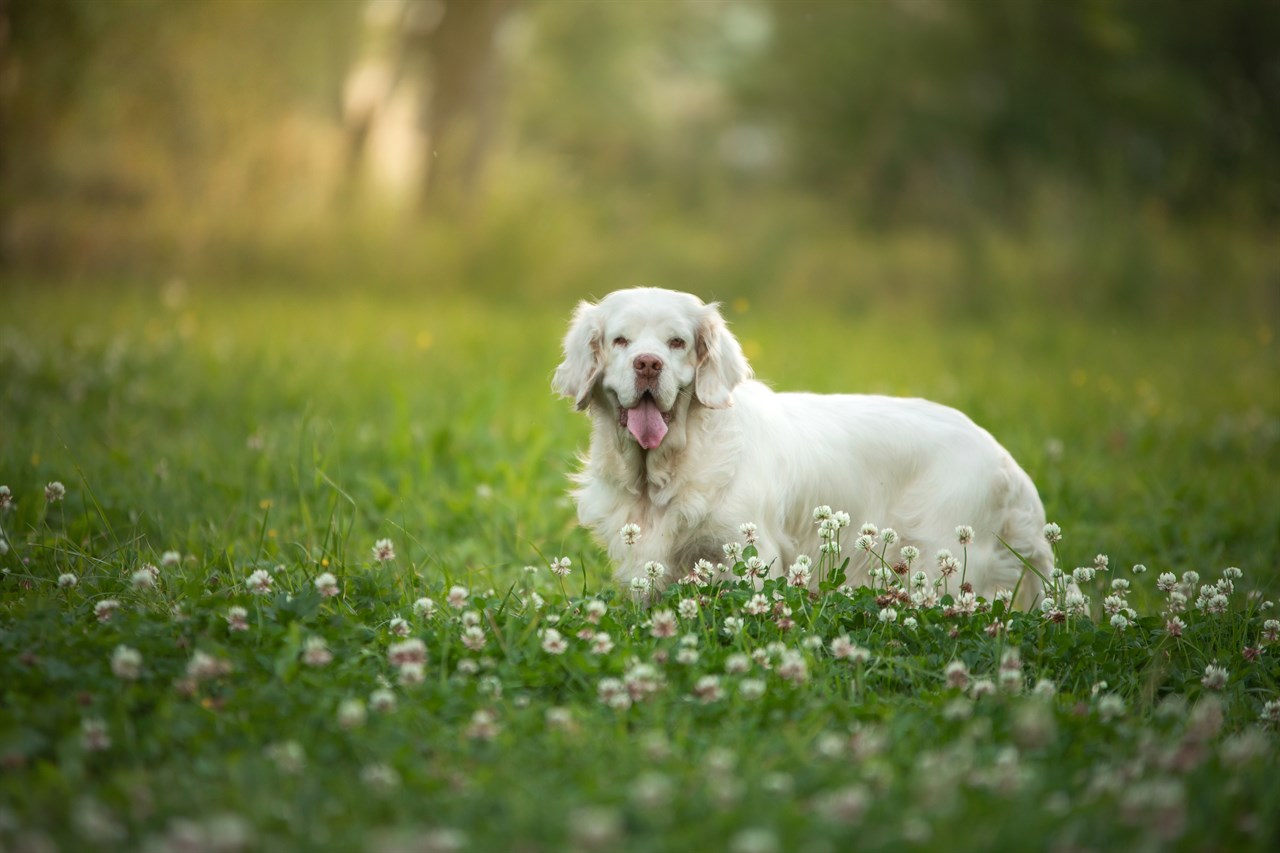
553,287,1051,606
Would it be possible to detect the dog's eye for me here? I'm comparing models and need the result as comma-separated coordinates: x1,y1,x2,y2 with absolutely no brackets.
669,338,686,350
612,336,629,348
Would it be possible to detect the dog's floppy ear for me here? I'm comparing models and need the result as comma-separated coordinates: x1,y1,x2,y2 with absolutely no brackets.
552,300,604,411
694,302,751,408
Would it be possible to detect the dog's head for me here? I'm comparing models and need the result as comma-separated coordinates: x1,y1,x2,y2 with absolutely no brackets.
552,288,752,449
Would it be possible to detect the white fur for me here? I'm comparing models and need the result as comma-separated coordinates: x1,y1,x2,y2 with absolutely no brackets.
553,287,1051,607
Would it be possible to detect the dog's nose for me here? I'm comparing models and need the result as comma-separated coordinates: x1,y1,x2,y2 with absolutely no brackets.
633,353,664,379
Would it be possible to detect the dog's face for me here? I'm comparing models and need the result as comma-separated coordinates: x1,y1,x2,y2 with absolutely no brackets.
553,288,752,450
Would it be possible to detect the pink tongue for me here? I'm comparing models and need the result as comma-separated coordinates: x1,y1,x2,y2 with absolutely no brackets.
626,397,668,449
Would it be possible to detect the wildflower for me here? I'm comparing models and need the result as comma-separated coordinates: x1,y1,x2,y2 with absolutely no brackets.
461,626,487,651
937,551,959,577
725,653,751,674
58,573,78,589
360,763,400,793
597,678,631,710
1156,572,1178,592
541,628,568,655
880,527,898,545
742,555,766,579
620,523,641,546
525,591,546,610
675,647,700,666
302,637,332,667
994,588,1013,607
584,599,607,624
111,645,142,680
739,522,758,544
813,506,833,522
1033,678,1057,697
944,660,969,690
677,598,699,620
372,538,396,562
81,718,111,752
226,606,249,632
447,585,469,608
744,594,770,616
721,616,743,635
831,636,870,663
1043,522,1062,544
900,545,920,565
337,698,366,730
567,806,621,851
1260,700,1280,726
903,616,918,630
1110,613,1130,631
693,676,724,703
1096,694,1125,721
45,481,66,503
650,610,678,638
1261,619,1280,643
643,561,666,583
1132,563,1147,574
1073,567,1095,585
739,679,766,700
787,562,812,588
723,541,744,562
1165,616,1185,637
0,485,11,511
261,740,306,775
970,679,996,698
956,525,974,546
545,707,574,733
854,534,875,553
777,650,808,684
246,569,273,595
388,617,411,638
1223,566,1243,580
187,650,232,681
314,573,339,597
590,632,614,655
1201,663,1229,691
94,599,121,623
160,550,181,568
397,662,425,686
878,606,898,624
551,556,573,576
369,688,397,714
411,597,436,618
1181,570,1200,588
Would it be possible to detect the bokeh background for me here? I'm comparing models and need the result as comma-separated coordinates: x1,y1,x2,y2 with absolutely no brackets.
3,0,1278,318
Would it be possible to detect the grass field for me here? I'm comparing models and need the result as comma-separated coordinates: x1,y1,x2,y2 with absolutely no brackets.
1,280,1279,851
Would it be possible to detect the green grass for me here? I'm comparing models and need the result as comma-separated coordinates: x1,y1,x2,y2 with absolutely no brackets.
1,280,1278,851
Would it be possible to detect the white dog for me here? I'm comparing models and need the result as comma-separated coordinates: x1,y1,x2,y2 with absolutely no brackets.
553,287,1051,607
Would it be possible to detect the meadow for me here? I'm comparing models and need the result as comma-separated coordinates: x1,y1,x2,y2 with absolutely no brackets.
1,279,1278,852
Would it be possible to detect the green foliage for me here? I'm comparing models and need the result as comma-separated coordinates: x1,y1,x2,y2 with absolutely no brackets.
1,283,1278,850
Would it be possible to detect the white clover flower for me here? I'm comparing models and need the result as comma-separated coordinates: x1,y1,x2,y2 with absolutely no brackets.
111,645,142,680
692,676,724,703
446,585,469,608
1110,578,1130,593
1262,619,1280,643
744,594,770,616
777,653,809,684
970,679,996,698
397,662,425,686
1223,566,1243,580
1072,567,1095,585
812,506,833,522
1093,554,1110,571
832,511,851,528
880,527,898,545
371,538,396,562
551,556,573,576
584,599,607,624
831,636,870,663
337,698,366,729
246,569,273,595
620,523,642,546
541,628,568,655
724,653,751,674
187,650,232,680
787,563,812,588
461,626,487,651
1043,522,1062,544
388,617,411,637
955,525,975,546
854,534,875,553
314,572,339,598
94,599,121,623
650,609,678,638
368,686,396,712
0,485,11,511
723,542,744,562
1261,699,1280,726
900,545,920,565
45,481,67,503
677,598,699,619
226,606,249,632
1096,694,1125,721
1132,563,1147,574
1109,613,1130,631
81,718,110,752
739,522,758,543
903,616,918,630
878,607,898,624
1201,663,1229,691
590,632,614,655
721,616,743,635
1165,615,1186,637
266,741,305,773
302,636,332,667
944,660,969,690
643,561,666,582
1182,570,1200,588
58,573,78,589
130,567,158,591
160,550,181,568
994,589,1013,607
675,647,700,666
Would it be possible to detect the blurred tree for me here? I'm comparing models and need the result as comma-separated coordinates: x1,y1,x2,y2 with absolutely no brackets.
744,0,1280,224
